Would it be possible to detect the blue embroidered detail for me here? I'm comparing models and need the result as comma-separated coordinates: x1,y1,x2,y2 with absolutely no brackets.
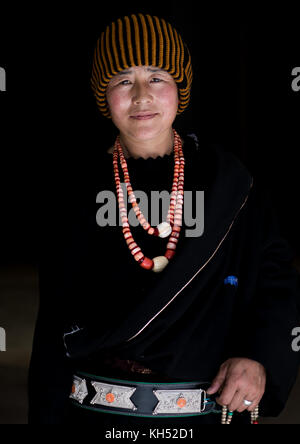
224,275,238,287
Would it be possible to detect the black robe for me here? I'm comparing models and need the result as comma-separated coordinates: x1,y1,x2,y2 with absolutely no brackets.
28,132,300,423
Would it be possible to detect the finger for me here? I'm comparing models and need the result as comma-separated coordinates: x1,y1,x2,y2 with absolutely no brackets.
237,390,260,413
207,365,228,395
246,395,262,412
228,390,248,413
216,380,237,407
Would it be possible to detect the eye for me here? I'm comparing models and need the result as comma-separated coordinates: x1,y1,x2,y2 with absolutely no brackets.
118,79,131,86
150,77,163,83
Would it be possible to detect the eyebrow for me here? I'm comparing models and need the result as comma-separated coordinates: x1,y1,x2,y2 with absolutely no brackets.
115,67,165,76
146,67,165,73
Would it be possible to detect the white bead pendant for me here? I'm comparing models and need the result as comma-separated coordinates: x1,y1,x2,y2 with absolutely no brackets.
152,256,169,273
157,222,172,238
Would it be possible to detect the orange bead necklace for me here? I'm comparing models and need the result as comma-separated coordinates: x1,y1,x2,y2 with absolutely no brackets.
112,129,185,272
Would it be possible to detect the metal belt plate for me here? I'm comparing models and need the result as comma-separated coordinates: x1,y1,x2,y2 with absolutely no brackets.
90,381,137,411
152,389,205,415
69,375,88,404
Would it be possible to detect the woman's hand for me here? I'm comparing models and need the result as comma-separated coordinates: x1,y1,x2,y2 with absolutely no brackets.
206,358,266,412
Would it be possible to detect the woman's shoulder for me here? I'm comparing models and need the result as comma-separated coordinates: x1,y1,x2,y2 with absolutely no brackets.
181,130,253,189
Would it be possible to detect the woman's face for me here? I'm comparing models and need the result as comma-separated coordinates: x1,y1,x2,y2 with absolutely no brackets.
106,66,178,142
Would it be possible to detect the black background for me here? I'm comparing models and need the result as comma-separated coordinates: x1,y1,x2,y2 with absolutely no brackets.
0,3,299,266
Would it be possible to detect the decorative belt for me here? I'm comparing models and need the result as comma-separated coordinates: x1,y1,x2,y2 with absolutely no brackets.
70,371,221,418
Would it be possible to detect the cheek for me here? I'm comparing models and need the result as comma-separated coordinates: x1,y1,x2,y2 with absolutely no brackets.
157,84,178,115
106,90,129,119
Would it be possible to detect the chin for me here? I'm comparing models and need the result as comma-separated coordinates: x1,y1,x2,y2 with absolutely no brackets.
134,129,160,141
129,123,171,141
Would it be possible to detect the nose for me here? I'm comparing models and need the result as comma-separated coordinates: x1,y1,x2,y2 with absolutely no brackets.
132,81,153,106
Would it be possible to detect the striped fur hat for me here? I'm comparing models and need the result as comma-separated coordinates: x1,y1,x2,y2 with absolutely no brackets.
91,13,193,118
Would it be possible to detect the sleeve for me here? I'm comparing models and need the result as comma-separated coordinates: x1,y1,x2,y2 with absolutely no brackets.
243,183,300,417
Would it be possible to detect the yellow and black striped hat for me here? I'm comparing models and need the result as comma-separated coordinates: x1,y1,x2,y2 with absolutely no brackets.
91,13,193,118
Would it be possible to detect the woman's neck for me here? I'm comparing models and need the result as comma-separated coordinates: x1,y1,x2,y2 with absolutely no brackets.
119,128,174,160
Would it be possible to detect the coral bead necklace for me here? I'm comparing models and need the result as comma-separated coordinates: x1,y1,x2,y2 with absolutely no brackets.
112,129,185,273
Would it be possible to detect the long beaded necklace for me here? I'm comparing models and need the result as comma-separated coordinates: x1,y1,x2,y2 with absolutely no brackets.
113,129,185,273
221,405,259,424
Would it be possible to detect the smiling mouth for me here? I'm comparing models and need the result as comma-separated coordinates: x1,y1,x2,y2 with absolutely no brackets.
130,113,158,120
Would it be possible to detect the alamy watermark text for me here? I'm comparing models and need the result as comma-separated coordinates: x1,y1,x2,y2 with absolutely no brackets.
291,327,300,352
0,67,6,92
0,327,6,351
291,67,300,92
96,185,204,238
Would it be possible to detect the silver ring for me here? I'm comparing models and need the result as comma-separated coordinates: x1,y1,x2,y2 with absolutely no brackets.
243,399,253,406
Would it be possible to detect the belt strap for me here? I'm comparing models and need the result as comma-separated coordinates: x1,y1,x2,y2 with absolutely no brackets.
70,371,221,418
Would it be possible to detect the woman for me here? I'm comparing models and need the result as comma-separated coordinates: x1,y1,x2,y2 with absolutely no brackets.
28,13,300,426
